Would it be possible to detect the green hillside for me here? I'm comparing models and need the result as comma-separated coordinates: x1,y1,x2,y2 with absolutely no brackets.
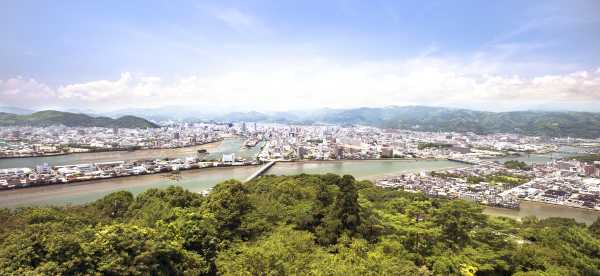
0,110,158,128
1,174,599,275
315,106,600,138
213,106,600,138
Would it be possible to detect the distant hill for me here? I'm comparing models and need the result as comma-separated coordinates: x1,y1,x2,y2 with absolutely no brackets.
0,110,158,128
311,106,600,138
211,106,600,138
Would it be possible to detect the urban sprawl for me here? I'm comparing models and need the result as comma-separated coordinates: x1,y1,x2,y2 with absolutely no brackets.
2,123,600,211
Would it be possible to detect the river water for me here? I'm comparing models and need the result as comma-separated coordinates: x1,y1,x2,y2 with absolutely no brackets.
0,138,263,169
0,141,598,224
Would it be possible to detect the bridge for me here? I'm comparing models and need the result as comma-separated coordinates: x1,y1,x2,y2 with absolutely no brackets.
245,160,277,183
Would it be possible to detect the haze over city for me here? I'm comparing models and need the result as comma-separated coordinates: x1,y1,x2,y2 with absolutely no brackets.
1,0,600,112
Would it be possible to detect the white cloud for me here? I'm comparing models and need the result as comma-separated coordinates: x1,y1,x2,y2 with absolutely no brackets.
0,77,55,106
2,58,600,112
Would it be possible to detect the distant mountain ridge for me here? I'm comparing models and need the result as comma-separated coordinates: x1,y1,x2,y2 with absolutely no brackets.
311,106,600,138
0,110,158,128
3,106,599,138
209,106,600,138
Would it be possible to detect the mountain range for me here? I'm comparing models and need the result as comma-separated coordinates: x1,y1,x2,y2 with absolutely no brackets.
0,110,158,129
2,106,600,138
200,106,600,138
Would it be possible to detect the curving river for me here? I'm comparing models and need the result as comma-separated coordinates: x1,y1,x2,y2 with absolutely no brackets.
0,141,598,224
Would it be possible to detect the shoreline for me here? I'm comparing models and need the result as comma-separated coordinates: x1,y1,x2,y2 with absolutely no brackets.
520,198,600,212
0,158,465,195
1,158,599,224
1,158,456,192
275,157,453,163
483,200,600,224
0,139,224,161
0,162,260,193
0,164,261,201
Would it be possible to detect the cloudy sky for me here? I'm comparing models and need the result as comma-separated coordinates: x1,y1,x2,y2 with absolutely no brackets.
1,0,600,112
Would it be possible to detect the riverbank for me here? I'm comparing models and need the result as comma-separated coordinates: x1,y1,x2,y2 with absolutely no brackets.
0,139,224,161
520,198,600,212
0,161,261,191
0,159,466,208
0,165,262,208
484,200,600,225
1,158,598,224
1,158,460,191
0,139,228,169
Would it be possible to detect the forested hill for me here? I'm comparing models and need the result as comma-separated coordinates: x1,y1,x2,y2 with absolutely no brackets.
0,110,158,128
213,106,600,138
313,106,600,138
1,174,599,275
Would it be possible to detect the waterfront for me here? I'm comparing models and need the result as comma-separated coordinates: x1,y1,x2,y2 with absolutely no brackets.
0,137,261,169
0,159,464,208
491,145,588,165
0,144,598,224
0,165,260,208
484,200,600,225
266,159,465,180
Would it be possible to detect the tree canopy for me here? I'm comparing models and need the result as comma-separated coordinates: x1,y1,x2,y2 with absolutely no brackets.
1,174,599,275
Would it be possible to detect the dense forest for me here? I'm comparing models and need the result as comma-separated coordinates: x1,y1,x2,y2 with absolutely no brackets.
1,174,600,275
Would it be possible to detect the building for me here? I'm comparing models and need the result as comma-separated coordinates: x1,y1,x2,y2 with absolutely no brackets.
298,146,309,159
381,146,394,158
222,153,235,164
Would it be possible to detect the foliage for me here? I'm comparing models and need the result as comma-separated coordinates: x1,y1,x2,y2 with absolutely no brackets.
505,160,532,170
570,153,600,163
209,106,600,138
1,176,600,275
0,110,158,128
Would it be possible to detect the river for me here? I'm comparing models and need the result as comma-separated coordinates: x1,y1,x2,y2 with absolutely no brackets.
491,145,588,165
0,137,263,169
0,159,465,208
0,142,598,224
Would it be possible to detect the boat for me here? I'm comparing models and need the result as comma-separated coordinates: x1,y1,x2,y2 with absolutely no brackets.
242,138,260,148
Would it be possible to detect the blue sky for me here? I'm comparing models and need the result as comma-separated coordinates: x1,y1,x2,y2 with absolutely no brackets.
1,0,600,112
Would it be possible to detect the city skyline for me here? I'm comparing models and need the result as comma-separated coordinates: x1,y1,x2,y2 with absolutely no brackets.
1,0,600,112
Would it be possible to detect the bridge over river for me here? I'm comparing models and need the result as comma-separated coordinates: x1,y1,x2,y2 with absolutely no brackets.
244,160,277,182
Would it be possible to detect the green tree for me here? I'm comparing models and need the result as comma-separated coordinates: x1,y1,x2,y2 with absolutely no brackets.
85,223,208,275
216,227,323,275
590,217,600,239
0,222,93,274
93,190,134,219
433,200,486,247
334,175,361,234
203,180,252,240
